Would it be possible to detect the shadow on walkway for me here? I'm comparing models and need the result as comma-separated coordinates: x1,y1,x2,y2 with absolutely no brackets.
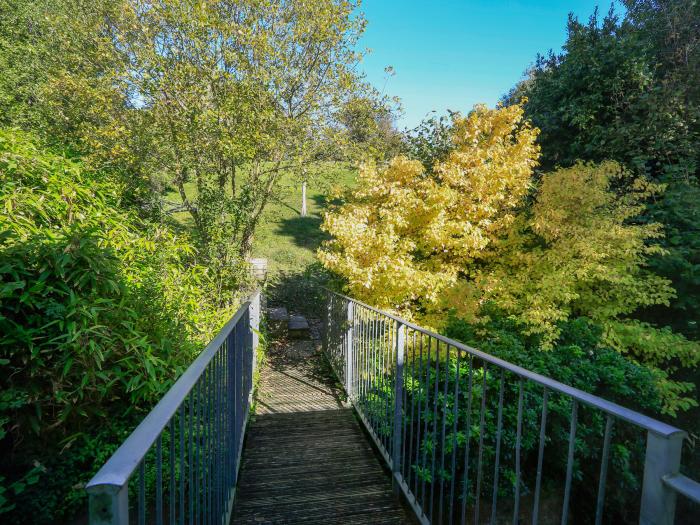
232,341,412,524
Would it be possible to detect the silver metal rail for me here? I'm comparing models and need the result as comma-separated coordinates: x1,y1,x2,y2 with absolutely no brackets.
86,292,260,525
322,289,700,525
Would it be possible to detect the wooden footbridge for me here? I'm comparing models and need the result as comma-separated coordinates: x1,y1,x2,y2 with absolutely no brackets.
86,290,700,525
233,340,409,524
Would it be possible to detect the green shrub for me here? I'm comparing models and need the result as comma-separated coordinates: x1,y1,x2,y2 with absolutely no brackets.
433,310,663,523
0,129,239,523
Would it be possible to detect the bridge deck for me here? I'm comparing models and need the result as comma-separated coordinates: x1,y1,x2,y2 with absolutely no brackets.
232,340,411,524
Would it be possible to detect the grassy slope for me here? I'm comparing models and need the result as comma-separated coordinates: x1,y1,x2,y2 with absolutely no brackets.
253,163,355,275
164,162,356,275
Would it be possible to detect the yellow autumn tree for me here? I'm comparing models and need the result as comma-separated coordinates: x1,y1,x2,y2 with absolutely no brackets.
318,103,540,315
477,161,699,413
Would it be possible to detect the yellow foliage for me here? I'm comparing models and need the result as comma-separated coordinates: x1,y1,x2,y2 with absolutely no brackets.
477,161,672,345
319,106,698,413
318,103,539,315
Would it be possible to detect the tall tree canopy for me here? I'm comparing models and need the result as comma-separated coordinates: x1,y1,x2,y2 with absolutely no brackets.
319,103,540,314
321,103,699,414
506,2,700,339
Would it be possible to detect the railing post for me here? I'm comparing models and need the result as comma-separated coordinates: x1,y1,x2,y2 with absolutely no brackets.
88,483,128,525
392,321,405,496
322,291,330,355
249,290,261,377
345,300,354,399
640,430,685,525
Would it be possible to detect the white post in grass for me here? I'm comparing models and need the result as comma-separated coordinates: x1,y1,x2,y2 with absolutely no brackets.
301,180,307,217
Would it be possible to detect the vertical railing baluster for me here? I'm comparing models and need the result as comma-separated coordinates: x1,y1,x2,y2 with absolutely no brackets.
378,314,386,449
222,342,228,519
214,351,220,523
195,378,201,525
512,379,524,525
594,415,614,525
224,344,228,520
490,370,506,525
212,354,216,525
170,418,176,525
379,316,391,448
420,334,429,513
474,362,488,525
561,400,579,525
226,336,232,516
438,343,450,524
216,345,221,523
357,307,363,410
346,301,354,399
366,308,372,416
179,404,185,525
408,330,417,495
387,320,394,456
157,433,163,525
392,321,406,494
375,313,382,446
213,351,218,525
414,333,423,506
460,355,474,525
204,367,210,525
448,347,461,524
402,326,409,483
208,360,212,524
532,388,548,525
233,323,239,488
188,391,193,525
235,319,240,507
429,338,439,522
388,319,394,452
237,318,244,468
356,306,362,403
139,459,146,525
221,347,226,521
370,312,377,432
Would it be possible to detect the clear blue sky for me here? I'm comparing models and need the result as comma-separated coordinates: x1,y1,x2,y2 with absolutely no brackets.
357,1,623,129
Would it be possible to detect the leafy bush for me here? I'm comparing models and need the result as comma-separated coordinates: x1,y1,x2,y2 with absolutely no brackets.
0,129,238,523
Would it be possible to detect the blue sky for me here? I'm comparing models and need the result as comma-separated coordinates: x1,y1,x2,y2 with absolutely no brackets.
357,1,623,129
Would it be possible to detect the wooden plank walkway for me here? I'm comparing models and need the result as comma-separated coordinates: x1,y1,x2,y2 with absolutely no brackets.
232,339,412,524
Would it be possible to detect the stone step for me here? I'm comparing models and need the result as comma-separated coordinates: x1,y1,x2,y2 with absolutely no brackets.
288,315,310,339
268,306,289,322
268,306,289,336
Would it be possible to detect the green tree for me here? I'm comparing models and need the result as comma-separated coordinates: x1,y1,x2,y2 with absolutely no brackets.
507,5,700,341
337,94,403,161
93,0,367,262
402,110,459,172
0,129,236,523
0,0,156,210
476,161,699,414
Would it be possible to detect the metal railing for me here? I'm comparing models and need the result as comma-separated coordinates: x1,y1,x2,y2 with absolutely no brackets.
323,290,700,525
86,292,260,525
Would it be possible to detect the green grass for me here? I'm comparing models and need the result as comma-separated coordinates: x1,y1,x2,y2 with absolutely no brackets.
164,162,356,276
254,163,355,275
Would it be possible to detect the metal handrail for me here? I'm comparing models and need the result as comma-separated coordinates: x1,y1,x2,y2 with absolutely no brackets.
86,302,251,490
322,289,699,525
326,290,684,439
86,292,261,525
